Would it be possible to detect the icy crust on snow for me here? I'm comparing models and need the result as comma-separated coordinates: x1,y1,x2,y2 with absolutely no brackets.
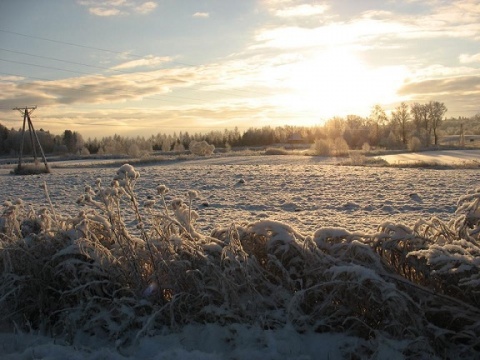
1,157,479,236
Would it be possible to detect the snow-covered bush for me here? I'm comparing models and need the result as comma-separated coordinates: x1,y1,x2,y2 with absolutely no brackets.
408,136,422,152
362,142,371,153
1,165,480,358
189,140,215,156
311,139,330,156
332,136,350,156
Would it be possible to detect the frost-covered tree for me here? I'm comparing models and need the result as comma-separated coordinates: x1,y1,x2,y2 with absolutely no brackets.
0,123,10,155
173,140,185,152
189,140,215,156
63,130,84,154
427,101,447,146
411,103,430,147
369,104,388,147
391,102,411,146
324,117,345,140
161,137,172,152
343,115,368,149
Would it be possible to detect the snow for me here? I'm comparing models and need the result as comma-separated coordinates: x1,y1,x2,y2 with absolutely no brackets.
0,151,479,359
379,149,480,165
1,154,478,235
0,324,408,359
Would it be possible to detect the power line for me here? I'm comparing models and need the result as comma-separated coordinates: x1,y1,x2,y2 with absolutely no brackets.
0,29,273,97
0,55,266,101
0,29,147,59
0,47,188,82
0,46,264,98
0,58,239,104
0,57,97,76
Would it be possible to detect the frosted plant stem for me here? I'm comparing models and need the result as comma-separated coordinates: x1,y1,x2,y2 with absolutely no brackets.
124,177,164,301
42,181,58,223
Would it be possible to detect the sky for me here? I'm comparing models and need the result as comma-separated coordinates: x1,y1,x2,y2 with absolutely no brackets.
0,0,479,139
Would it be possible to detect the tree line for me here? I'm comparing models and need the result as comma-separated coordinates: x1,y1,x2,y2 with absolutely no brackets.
0,101,478,157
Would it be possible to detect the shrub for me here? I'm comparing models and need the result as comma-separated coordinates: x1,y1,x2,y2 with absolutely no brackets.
362,142,371,153
173,142,185,152
408,136,422,152
264,147,289,155
11,163,50,175
332,137,350,156
348,151,366,165
189,140,215,156
311,139,330,156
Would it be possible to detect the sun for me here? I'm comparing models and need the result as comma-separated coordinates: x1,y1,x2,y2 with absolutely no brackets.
269,48,408,122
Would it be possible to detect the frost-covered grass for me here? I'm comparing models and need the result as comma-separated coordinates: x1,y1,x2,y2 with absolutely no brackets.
11,163,51,175
1,163,480,359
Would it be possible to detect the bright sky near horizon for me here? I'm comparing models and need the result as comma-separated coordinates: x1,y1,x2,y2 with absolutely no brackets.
0,0,479,139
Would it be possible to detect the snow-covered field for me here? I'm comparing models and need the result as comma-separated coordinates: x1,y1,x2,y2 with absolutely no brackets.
1,152,480,359
1,154,479,235
379,149,480,165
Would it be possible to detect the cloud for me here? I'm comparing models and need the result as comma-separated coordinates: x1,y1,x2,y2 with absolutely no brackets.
0,99,282,139
88,7,123,17
273,4,329,18
135,1,157,14
0,75,25,82
459,53,480,64
253,19,410,50
112,56,173,70
0,68,199,109
398,75,480,96
78,0,157,17
193,12,209,18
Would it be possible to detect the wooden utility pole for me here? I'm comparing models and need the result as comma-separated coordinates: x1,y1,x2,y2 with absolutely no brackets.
460,123,465,148
12,106,50,173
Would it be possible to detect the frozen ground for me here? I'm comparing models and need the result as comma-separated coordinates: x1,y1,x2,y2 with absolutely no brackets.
1,154,479,235
1,151,479,359
379,149,480,165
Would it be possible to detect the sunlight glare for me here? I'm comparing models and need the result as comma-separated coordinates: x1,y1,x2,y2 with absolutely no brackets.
271,48,408,121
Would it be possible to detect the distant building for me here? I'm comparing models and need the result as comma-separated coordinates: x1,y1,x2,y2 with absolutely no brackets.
287,133,304,145
442,135,480,145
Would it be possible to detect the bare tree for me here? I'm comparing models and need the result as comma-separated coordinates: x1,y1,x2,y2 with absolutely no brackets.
391,102,411,146
324,117,346,140
410,103,430,147
369,104,388,147
427,101,447,146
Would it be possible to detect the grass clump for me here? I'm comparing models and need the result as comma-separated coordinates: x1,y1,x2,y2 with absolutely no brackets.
11,163,51,175
264,147,290,155
1,164,480,358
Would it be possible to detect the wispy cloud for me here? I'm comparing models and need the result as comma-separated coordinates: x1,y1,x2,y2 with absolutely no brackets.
0,68,198,109
112,56,173,70
26,100,283,138
252,19,410,50
193,12,210,18
88,7,124,17
399,75,480,96
78,0,157,17
459,53,480,64
135,1,157,14
273,4,329,18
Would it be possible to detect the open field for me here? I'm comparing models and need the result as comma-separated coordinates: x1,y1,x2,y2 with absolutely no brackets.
1,152,480,359
1,154,479,235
